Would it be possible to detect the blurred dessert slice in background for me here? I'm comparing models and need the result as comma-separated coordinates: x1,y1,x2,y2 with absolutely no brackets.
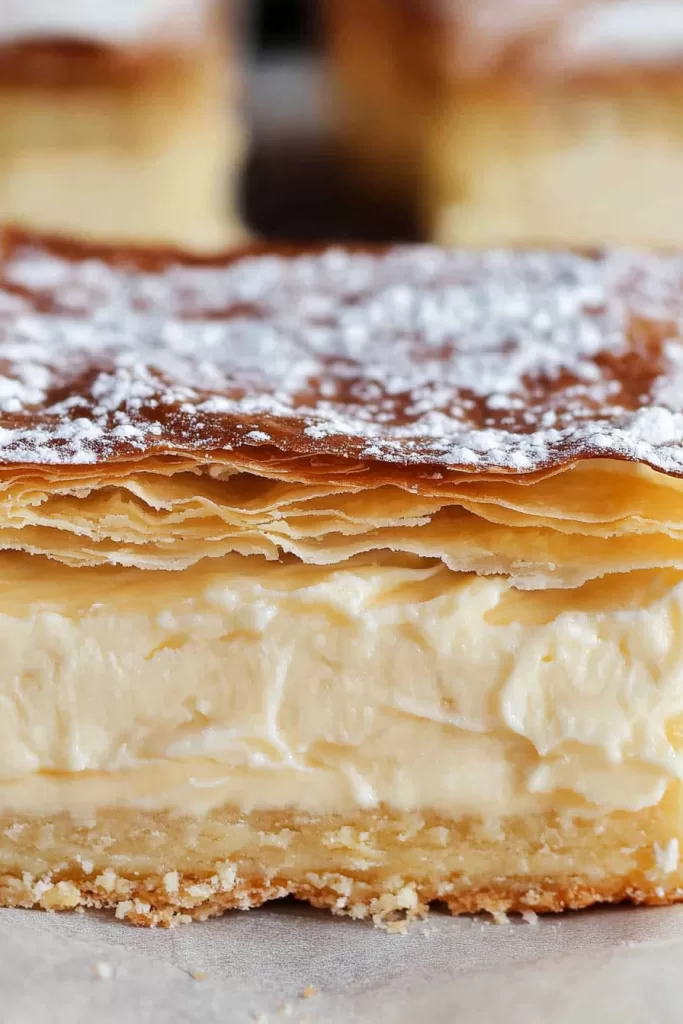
0,0,244,249
324,0,683,247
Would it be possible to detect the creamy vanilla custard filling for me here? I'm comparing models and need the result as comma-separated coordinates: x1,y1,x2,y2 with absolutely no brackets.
2,551,683,821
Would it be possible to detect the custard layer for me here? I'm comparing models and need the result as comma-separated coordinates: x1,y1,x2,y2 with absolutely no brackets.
431,84,683,247
2,552,683,820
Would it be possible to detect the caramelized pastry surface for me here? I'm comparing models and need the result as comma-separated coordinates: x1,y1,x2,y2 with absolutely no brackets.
0,231,681,476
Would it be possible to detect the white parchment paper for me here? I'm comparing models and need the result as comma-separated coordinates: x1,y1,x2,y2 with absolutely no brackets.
2,900,683,1022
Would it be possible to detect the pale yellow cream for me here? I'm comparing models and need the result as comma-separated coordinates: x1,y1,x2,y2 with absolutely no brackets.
1,552,683,820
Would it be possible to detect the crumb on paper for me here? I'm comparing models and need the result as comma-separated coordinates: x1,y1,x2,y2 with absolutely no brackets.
521,910,539,925
190,969,208,982
651,838,680,878
114,900,134,920
90,962,113,980
301,984,317,999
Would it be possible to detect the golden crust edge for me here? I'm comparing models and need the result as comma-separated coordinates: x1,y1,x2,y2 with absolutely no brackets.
1,867,681,928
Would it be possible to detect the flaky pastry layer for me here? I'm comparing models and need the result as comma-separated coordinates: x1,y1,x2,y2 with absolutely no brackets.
3,456,683,588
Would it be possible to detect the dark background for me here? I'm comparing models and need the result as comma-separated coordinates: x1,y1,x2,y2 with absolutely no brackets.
255,0,314,51
244,0,417,242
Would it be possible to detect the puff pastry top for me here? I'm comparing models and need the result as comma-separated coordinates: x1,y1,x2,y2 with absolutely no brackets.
0,231,681,480
395,0,683,78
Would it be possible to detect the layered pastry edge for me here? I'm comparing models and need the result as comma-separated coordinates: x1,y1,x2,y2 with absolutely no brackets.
0,2,243,250
324,0,683,247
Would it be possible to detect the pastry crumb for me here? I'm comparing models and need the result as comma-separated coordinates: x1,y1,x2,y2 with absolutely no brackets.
163,870,179,895
380,916,408,935
39,880,82,910
95,868,118,893
91,962,113,980
301,984,317,999
75,856,94,875
190,969,208,982
114,900,134,920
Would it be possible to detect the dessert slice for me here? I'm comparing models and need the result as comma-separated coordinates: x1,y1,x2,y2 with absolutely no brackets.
0,1,243,249
0,231,683,926
325,0,683,247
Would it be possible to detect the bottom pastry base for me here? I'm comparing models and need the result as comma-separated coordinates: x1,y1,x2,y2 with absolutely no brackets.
1,799,682,927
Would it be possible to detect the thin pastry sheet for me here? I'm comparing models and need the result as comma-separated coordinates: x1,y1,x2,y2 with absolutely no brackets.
0,231,682,584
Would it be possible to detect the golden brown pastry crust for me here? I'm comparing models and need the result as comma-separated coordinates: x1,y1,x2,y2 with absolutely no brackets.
1,803,681,927
326,0,683,88
0,1,229,91
2,868,679,928
0,40,205,91
0,229,682,483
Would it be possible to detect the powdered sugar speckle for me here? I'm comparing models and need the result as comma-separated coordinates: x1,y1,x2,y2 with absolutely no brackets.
0,237,682,474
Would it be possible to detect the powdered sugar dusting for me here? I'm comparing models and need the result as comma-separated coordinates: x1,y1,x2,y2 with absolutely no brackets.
431,0,683,76
0,236,682,474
